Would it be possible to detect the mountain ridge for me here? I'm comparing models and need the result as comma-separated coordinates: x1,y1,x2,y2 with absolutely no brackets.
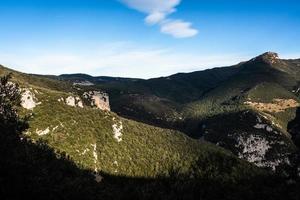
1,52,300,199
53,52,299,80
42,52,300,172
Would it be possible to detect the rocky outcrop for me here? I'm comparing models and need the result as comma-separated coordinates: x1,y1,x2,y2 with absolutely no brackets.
21,89,41,110
112,117,123,142
203,111,294,171
83,91,110,111
36,128,50,136
58,96,84,108
57,91,110,111
252,52,280,65
73,81,94,86
91,143,103,183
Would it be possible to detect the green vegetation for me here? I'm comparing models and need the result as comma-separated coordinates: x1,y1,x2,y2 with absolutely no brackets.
1,52,300,199
2,72,295,200
19,79,250,179
47,53,300,173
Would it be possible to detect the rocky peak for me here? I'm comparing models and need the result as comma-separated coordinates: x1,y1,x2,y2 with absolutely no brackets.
251,52,280,65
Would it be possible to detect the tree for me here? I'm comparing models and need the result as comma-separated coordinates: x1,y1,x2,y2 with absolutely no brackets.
0,74,25,143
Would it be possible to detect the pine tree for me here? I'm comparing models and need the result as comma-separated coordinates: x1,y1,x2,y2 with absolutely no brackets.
0,74,26,144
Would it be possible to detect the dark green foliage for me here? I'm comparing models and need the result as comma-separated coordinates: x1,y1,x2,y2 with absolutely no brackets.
203,110,296,155
288,108,300,147
0,74,26,147
0,76,296,199
48,52,300,142
1,52,300,199
0,75,99,199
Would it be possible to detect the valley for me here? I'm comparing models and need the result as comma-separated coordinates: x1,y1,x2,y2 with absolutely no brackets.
1,52,300,199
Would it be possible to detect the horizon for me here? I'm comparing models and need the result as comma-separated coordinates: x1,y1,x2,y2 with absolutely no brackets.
2,51,299,79
1,0,300,78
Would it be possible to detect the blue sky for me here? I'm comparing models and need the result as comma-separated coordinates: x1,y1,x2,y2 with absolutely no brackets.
0,0,299,78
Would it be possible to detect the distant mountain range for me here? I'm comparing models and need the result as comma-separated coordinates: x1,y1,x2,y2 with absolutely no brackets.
1,52,300,199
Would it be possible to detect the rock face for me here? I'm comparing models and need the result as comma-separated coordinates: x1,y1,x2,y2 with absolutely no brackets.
21,89,41,110
203,111,295,171
112,118,123,142
61,96,84,108
83,91,110,111
253,52,280,64
235,134,270,165
66,96,76,107
58,92,109,110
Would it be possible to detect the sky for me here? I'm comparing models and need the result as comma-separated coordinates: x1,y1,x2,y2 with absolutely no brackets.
0,0,300,78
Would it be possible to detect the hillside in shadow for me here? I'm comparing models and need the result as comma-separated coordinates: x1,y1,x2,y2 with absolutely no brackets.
288,107,300,148
0,74,299,200
0,116,299,200
287,107,300,183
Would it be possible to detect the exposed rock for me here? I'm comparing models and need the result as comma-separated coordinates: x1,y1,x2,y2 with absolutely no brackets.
73,81,94,86
112,120,123,142
203,111,292,172
57,97,64,102
77,99,83,108
235,134,271,165
113,161,119,173
235,133,290,171
36,128,50,136
91,143,103,183
292,88,300,94
66,96,76,107
266,126,273,132
75,97,84,108
252,52,280,64
80,148,90,155
254,123,273,132
83,91,110,111
254,124,267,129
21,89,41,110
61,96,84,108
52,126,59,131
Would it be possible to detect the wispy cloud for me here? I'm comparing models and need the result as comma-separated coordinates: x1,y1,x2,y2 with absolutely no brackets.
0,43,248,79
160,20,198,38
119,0,198,38
120,0,180,24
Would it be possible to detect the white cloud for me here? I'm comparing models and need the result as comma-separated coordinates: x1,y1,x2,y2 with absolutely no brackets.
119,0,198,38
145,12,166,25
161,20,198,38
0,43,248,79
120,0,180,15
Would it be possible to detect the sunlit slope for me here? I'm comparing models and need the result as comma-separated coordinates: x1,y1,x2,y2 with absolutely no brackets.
50,52,300,171
20,85,256,178
0,65,266,182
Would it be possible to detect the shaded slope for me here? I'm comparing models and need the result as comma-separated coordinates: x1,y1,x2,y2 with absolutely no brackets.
0,93,298,199
47,52,300,172
61,52,300,137
3,71,300,200
2,52,300,174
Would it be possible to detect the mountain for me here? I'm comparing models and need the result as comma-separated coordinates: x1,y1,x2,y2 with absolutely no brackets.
57,73,142,84
1,52,300,199
54,52,300,172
